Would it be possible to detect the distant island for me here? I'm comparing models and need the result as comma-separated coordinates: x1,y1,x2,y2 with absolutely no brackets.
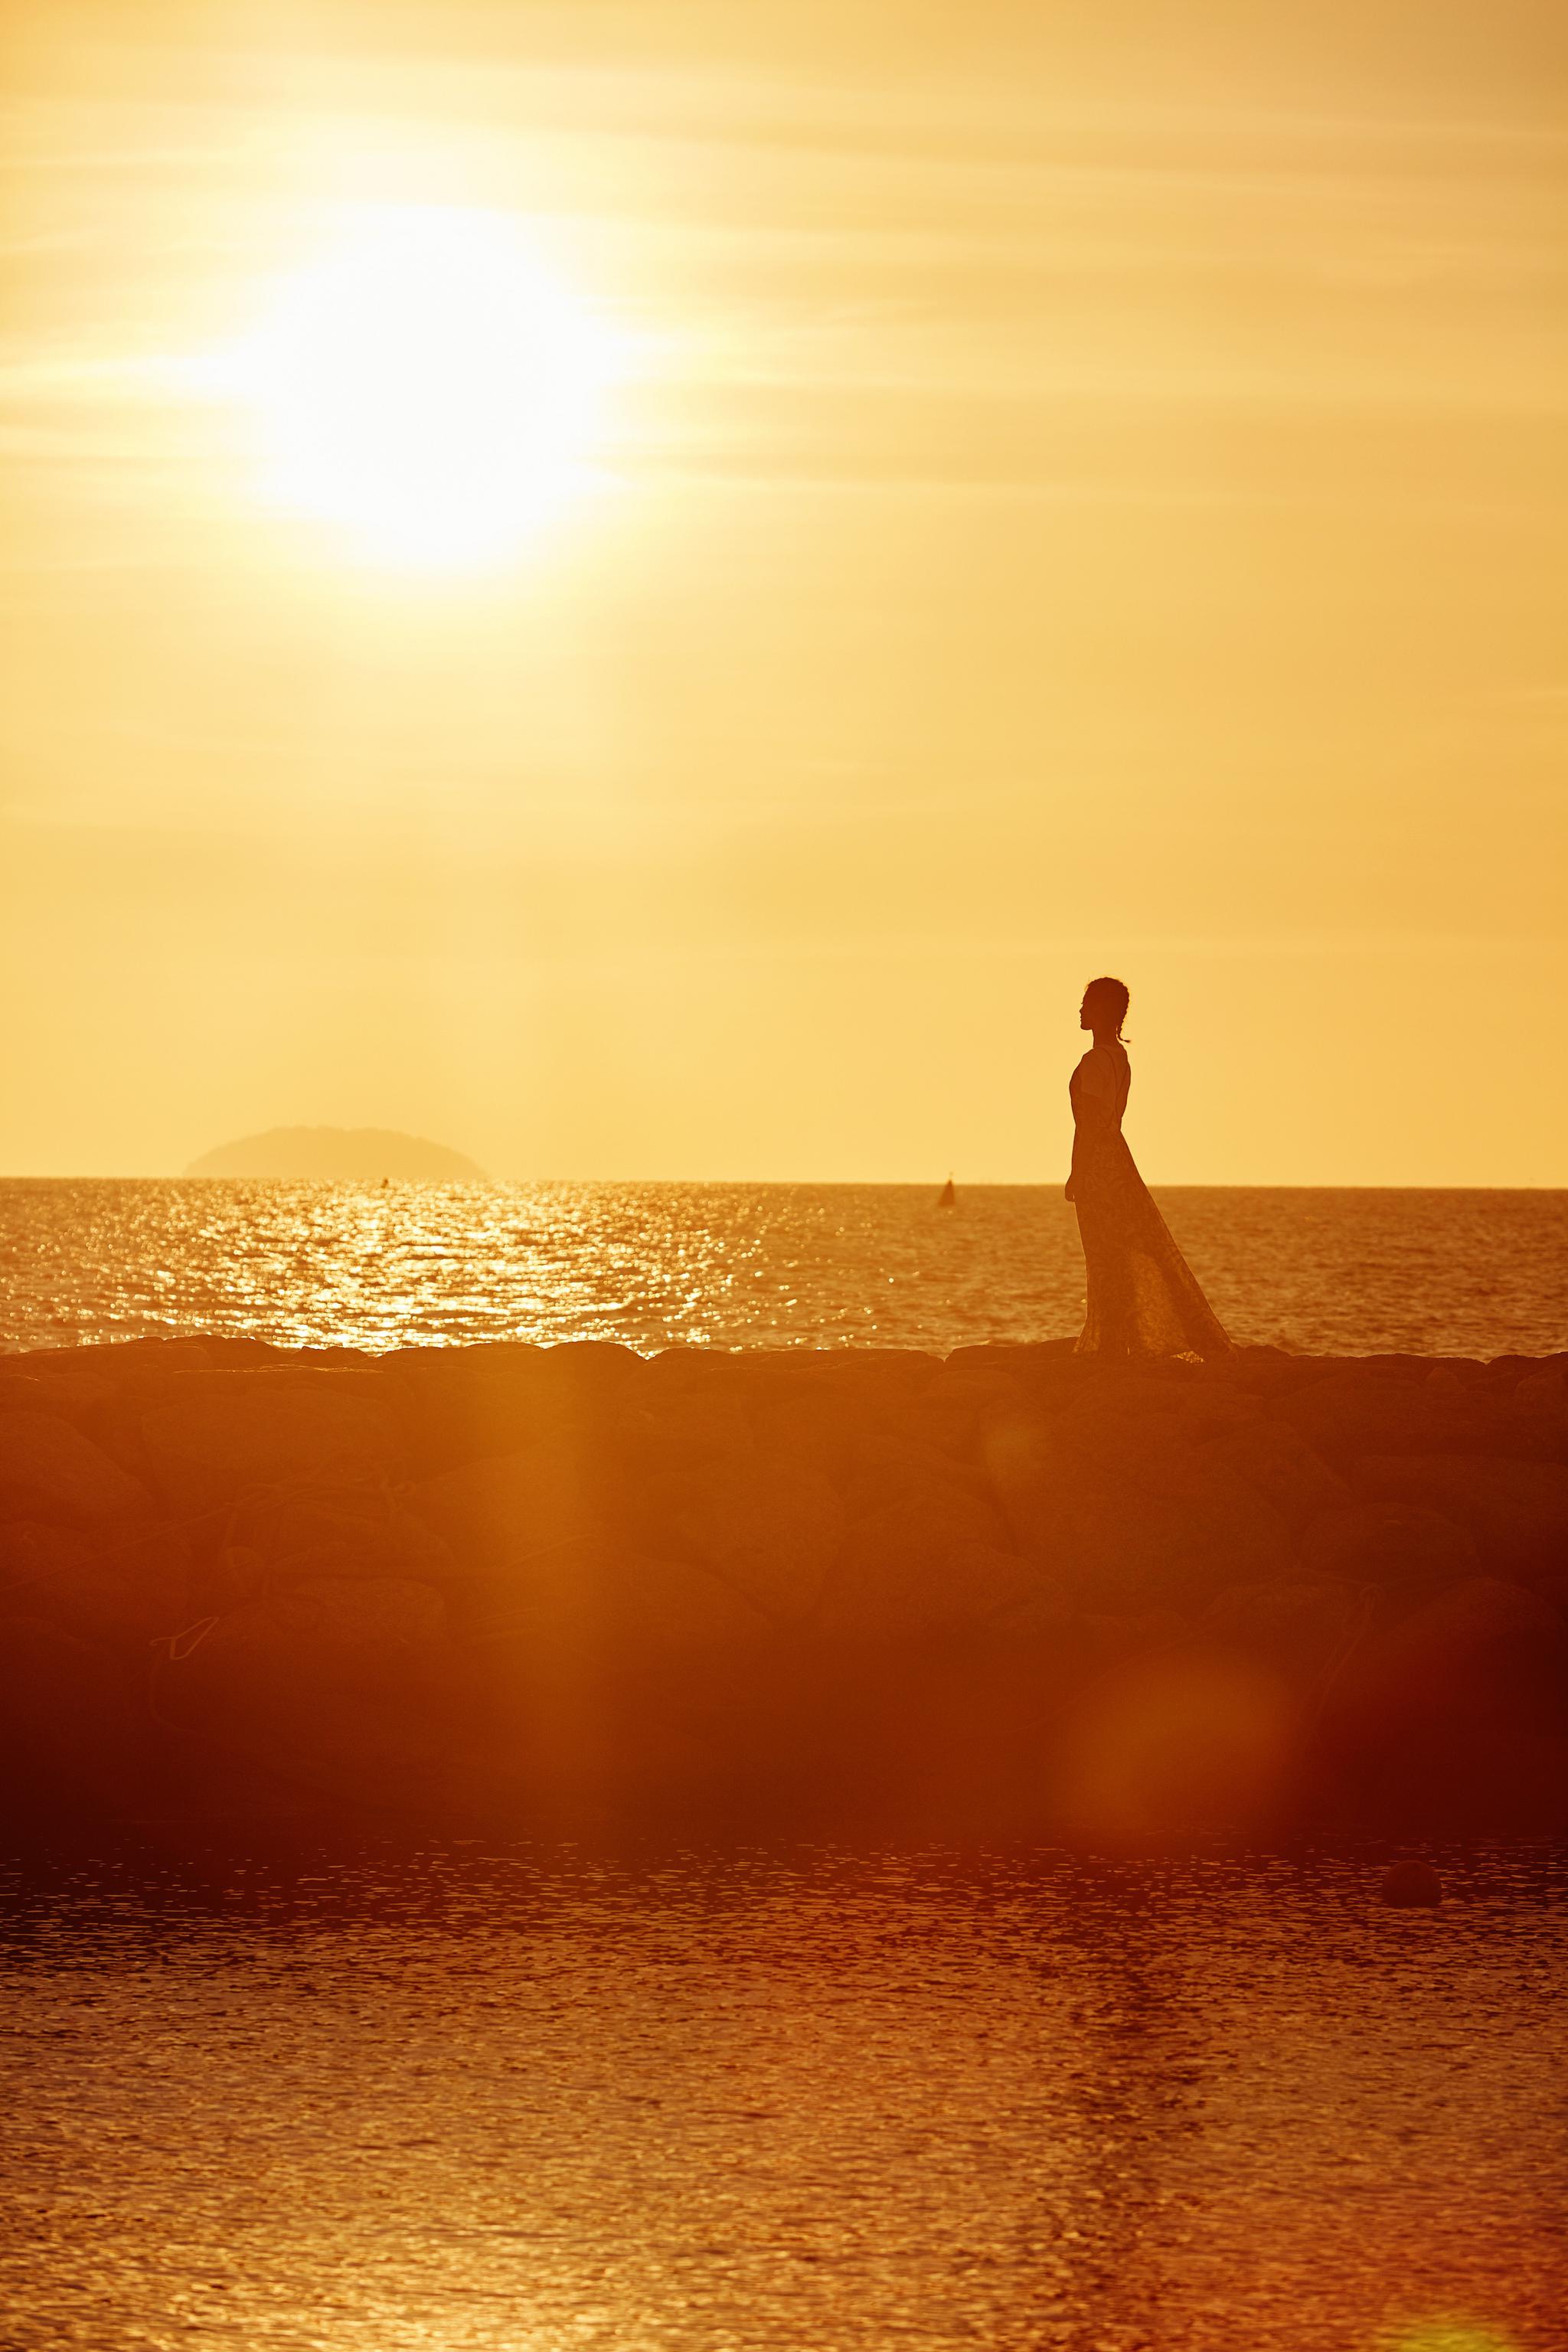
185,1127,487,1181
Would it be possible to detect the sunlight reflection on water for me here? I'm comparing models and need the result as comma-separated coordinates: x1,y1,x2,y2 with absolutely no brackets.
2,1181,1565,1359
1,1842,1562,2351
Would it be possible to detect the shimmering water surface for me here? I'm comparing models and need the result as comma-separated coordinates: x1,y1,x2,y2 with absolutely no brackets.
2,1842,1562,2352
3,1181,1566,1359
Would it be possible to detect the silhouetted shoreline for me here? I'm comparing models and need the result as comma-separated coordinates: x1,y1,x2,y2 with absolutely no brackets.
3,1336,1566,1851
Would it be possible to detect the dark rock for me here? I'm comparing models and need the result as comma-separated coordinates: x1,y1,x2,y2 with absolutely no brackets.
1485,1352,1566,1387
0,1517,195,1649
0,1412,153,1527
1066,1373,1260,1438
983,1411,1100,1540
618,1393,756,1474
1279,1374,1557,1464
0,1369,119,1426
0,1618,142,1818
390,1348,624,1476
222,1483,455,1590
1330,1576,1566,1719
589,1550,772,1657
139,1375,394,1513
1048,1404,1200,1484
823,1513,1037,1640
283,1575,446,1648
986,1413,1291,1611
1536,1570,1568,1622
2,1334,1562,1837
129,1364,388,1413
946,1342,1076,1380
903,1367,1029,1455
0,1518,93,1589
1071,1608,1188,1671
669,1457,844,1624
1354,1455,1568,1583
1406,1573,1564,1658
420,1453,775,1666
805,1348,944,1389
539,1341,645,1383
172,1575,446,1692
1057,1645,1298,1841
204,1545,268,1615
1227,1346,1320,1395
753,1390,887,1478
843,1442,1004,1530
92,1338,216,1374
409,1444,616,1587
1190,1420,1351,1530
1299,1502,1479,1592
988,1575,1076,1642
1317,1576,1568,1831
1511,1367,1568,1448
449,1544,772,1773
150,1577,459,1808
1202,1579,1367,1692
820,1459,1028,1638
201,1338,293,1368
1114,1482,1292,1612
0,1523,100,1634
1423,1361,1488,1390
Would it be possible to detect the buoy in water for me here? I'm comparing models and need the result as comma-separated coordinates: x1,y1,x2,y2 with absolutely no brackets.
1379,1859,1442,1908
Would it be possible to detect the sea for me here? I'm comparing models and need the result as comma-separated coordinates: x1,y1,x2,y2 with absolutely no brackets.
2,1178,1566,1360
5,1184,1567,2350
2,1841,1563,2351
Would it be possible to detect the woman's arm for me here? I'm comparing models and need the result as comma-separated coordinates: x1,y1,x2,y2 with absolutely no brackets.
1066,1052,1115,1200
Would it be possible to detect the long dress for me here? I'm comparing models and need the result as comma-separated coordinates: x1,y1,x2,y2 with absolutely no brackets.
1068,1041,1232,1361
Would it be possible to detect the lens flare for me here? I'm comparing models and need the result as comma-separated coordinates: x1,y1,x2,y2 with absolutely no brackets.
1060,1648,1295,1842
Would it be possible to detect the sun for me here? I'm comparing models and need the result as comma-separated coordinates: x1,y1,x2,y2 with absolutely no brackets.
234,205,624,570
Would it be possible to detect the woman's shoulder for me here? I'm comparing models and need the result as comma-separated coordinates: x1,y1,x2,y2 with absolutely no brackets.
1073,1040,1129,1095
1072,1043,1118,1091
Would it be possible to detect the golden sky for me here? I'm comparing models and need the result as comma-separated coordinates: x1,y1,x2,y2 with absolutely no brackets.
2,1,1565,1181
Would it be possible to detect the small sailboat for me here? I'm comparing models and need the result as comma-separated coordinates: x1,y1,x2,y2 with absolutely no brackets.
937,1174,956,1207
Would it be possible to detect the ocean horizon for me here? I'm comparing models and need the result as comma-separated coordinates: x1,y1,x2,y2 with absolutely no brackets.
5,1178,1565,1361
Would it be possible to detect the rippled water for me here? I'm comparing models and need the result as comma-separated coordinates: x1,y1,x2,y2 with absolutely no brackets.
2,1181,1566,1359
1,1841,1561,2351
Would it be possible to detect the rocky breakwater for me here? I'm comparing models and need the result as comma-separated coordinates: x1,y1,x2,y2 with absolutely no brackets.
2,1336,1566,1844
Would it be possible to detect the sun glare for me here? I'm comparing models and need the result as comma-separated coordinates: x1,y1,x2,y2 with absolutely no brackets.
234,206,623,569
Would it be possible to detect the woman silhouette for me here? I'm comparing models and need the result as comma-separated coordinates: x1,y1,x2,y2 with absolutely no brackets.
1066,976,1231,1360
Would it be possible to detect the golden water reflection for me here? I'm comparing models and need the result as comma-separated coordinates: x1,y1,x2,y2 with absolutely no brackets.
2,1844,1561,2350
4,1180,1566,1360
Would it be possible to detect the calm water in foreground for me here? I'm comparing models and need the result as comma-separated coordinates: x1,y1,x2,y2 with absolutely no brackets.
3,1181,1566,1358
2,1841,1562,2352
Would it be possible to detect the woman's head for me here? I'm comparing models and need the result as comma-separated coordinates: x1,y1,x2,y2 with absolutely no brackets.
1080,975,1129,1039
